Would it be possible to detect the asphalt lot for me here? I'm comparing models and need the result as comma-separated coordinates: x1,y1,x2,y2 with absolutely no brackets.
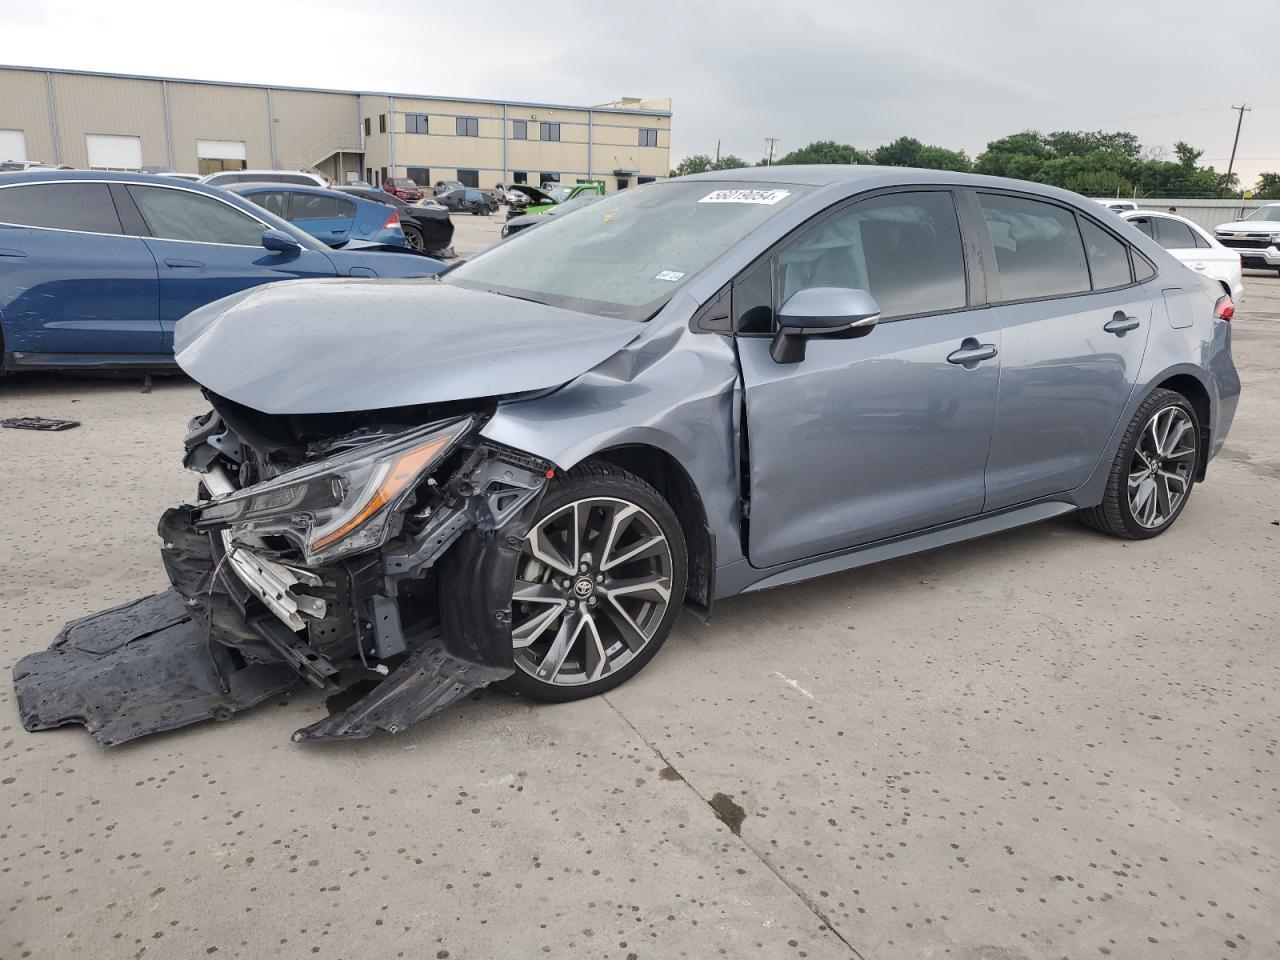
1,267,1278,960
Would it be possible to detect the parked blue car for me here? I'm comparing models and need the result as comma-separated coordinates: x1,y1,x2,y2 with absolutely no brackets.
228,182,406,249
0,171,442,372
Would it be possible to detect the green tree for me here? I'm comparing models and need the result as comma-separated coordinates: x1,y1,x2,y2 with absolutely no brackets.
973,131,1051,178
872,136,924,167
914,146,971,172
1045,130,1140,160
776,140,870,165
670,154,714,177
1255,173,1280,199
669,153,752,177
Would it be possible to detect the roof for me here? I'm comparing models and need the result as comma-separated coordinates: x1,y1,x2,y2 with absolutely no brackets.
672,164,1103,206
0,63,673,118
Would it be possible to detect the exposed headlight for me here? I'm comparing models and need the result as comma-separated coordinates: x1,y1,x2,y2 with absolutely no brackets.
1270,233,1280,244
200,418,472,565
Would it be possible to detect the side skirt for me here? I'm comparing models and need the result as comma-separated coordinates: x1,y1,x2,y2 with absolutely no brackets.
726,500,1077,596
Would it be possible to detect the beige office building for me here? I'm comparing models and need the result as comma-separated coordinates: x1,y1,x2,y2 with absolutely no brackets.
0,65,671,193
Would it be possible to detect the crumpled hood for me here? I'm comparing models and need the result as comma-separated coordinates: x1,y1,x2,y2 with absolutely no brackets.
174,278,642,414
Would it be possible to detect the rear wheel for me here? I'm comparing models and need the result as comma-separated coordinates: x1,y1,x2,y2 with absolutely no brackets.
402,225,425,251
1079,388,1200,539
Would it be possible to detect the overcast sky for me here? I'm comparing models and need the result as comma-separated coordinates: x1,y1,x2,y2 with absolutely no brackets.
5,0,1275,187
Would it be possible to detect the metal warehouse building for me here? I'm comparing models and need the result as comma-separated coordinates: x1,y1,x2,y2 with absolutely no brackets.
0,65,671,193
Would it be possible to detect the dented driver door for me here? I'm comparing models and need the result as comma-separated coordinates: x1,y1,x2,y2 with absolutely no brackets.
736,188,1001,570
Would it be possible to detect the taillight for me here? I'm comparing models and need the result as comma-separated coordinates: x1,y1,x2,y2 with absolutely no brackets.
382,211,400,231
1214,295,1235,321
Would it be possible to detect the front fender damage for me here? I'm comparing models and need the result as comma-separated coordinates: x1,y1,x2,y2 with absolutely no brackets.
13,440,549,746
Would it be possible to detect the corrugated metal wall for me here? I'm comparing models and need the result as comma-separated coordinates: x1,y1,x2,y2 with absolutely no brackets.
50,73,168,169
0,69,56,163
1124,199,1275,232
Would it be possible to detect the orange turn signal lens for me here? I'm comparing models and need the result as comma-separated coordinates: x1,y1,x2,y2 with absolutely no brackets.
309,436,450,552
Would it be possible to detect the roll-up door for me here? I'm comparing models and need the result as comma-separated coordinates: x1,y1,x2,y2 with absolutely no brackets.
86,134,143,170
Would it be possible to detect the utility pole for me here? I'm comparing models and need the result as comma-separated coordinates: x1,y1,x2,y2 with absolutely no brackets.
765,137,779,166
715,139,721,164
1225,103,1251,194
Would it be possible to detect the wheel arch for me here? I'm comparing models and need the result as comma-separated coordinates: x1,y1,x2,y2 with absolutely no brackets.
1151,372,1212,480
588,443,715,620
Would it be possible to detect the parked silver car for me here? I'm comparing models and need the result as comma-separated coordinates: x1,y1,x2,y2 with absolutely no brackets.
16,166,1241,746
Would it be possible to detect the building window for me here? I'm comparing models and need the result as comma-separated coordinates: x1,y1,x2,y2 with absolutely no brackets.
456,117,479,137
363,118,371,137
405,113,429,135
638,128,658,148
512,119,527,140
380,166,388,185
512,171,527,185
379,114,386,134
539,122,560,142
366,167,373,185
539,172,560,188
406,166,430,186
457,169,479,188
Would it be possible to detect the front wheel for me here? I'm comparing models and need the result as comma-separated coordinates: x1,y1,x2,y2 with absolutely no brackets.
1079,388,1200,539
445,462,687,702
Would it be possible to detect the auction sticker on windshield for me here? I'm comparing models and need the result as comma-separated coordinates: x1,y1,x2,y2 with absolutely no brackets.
698,189,791,205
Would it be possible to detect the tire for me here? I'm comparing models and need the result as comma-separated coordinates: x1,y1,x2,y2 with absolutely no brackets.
402,224,425,251
446,461,688,703
1079,388,1200,539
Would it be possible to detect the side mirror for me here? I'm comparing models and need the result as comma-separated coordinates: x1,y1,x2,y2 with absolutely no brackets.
261,229,302,255
770,287,881,363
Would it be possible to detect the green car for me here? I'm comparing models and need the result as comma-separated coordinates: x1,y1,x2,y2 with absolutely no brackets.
508,180,605,218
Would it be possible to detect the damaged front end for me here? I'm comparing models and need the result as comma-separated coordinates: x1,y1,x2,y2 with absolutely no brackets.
15,395,550,745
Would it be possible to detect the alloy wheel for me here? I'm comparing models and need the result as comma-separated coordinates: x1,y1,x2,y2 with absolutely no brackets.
403,228,425,251
1128,406,1196,529
511,497,673,686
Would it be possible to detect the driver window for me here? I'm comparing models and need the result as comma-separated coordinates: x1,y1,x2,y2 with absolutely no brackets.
773,191,967,321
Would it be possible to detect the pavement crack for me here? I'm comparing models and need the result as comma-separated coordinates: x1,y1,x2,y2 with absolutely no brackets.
602,695,868,959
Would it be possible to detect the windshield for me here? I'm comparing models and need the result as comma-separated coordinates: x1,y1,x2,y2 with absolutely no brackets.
446,180,809,321
549,185,575,203
1244,204,1280,222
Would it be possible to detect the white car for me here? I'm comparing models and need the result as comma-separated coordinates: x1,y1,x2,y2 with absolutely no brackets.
1213,203,1280,274
1121,210,1243,300
199,169,329,188
1095,198,1139,213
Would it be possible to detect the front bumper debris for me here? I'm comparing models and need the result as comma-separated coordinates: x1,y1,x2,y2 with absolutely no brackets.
13,591,300,746
13,433,550,746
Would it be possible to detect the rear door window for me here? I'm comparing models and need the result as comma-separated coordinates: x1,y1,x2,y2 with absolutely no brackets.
1079,218,1133,290
128,185,267,245
1152,217,1198,251
0,182,122,234
774,190,968,320
978,193,1090,300
289,193,355,221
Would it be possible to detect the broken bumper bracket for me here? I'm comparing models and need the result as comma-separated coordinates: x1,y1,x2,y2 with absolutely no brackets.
291,625,512,742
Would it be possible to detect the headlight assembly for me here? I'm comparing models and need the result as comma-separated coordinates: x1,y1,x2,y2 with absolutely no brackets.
200,418,472,565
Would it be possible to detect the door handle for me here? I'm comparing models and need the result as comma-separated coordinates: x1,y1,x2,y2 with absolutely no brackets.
1192,263,1206,271
164,258,204,269
1104,312,1141,335
946,339,998,366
